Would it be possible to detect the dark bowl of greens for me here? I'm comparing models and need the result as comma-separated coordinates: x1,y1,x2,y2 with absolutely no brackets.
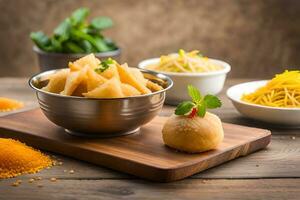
31,7,120,72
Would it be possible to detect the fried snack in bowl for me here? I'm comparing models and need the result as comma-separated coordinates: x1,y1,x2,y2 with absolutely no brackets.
29,54,173,137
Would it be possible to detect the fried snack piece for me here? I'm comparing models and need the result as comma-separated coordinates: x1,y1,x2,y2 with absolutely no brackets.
121,84,141,96
83,78,124,98
86,68,107,91
42,69,69,93
61,66,88,96
99,64,120,80
0,97,24,112
129,68,147,86
146,80,164,92
69,54,100,71
41,54,164,98
117,63,151,94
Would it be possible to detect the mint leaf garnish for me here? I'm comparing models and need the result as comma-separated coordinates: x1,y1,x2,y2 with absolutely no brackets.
204,95,222,109
197,104,206,117
175,85,222,118
175,101,195,115
187,85,201,103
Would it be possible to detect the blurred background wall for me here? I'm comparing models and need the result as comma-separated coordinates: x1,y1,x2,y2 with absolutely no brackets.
0,0,299,78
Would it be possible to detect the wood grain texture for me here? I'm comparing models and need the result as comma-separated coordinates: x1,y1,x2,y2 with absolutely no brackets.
0,109,270,182
1,179,300,200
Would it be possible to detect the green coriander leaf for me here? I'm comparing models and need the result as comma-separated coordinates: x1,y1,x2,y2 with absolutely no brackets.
30,31,51,51
94,58,114,73
203,95,222,109
64,41,85,53
79,40,93,53
50,37,63,52
91,17,113,30
197,104,206,117
54,18,71,42
71,7,89,26
175,101,195,115
187,85,202,103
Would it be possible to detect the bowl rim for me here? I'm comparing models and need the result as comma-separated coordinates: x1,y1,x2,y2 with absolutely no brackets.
29,68,173,100
138,56,231,77
227,80,300,111
33,46,121,57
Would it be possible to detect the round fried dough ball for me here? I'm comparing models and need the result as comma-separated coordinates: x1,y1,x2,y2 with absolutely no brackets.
162,112,224,153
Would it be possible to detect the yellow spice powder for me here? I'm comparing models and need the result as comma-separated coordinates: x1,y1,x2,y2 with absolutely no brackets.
0,97,24,112
0,138,52,179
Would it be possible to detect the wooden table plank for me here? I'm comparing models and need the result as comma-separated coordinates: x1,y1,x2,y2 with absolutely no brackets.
1,179,299,200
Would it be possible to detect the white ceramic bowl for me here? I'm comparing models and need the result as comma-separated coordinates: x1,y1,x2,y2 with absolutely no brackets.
227,80,300,127
138,57,231,105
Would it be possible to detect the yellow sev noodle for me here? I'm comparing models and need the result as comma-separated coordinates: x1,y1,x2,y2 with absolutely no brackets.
0,138,52,179
242,70,300,108
146,49,223,73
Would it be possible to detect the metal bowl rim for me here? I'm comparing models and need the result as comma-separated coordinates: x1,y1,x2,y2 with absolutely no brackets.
29,68,173,100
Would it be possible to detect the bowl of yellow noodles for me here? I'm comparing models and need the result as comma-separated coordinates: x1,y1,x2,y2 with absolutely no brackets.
138,49,231,105
227,70,300,126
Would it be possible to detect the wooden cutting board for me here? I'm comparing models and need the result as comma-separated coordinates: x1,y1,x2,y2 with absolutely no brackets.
0,109,271,182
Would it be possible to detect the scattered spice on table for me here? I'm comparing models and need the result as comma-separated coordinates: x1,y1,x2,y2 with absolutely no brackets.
50,177,57,182
29,178,35,183
0,97,24,112
11,181,20,187
0,138,52,179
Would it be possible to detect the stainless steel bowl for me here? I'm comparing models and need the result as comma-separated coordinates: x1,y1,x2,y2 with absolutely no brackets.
29,69,173,137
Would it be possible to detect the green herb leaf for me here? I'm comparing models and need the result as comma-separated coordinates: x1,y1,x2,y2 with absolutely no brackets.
94,58,114,73
175,101,195,115
54,18,71,42
30,31,51,51
91,17,113,30
79,40,94,53
187,85,202,103
30,7,118,53
203,95,222,109
64,41,85,53
70,7,89,26
50,37,63,52
197,104,206,117
174,85,222,118
93,36,111,52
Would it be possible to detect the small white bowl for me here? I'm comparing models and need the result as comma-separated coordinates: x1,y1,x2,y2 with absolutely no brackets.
138,57,231,105
227,80,300,127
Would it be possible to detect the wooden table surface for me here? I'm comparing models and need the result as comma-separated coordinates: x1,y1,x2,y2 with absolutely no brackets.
0,78,299,200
